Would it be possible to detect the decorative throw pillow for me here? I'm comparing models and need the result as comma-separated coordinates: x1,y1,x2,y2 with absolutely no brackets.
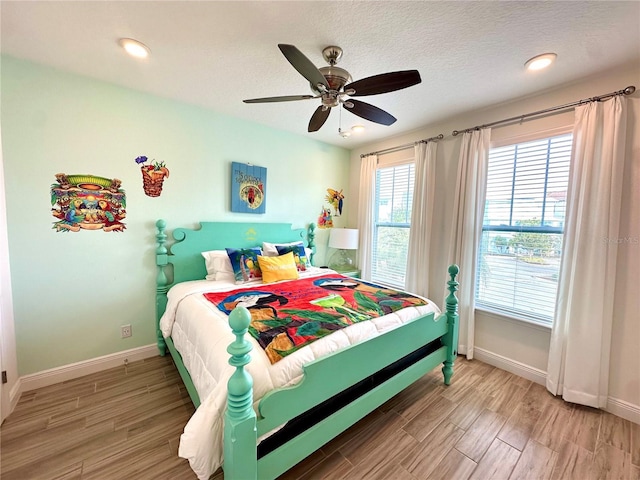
275,243,310,271
201,250,234,280
225,247,263,284
257,252,299,283
262,241,304,257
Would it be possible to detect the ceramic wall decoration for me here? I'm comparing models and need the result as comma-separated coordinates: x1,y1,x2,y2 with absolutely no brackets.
136,155,170,197
325,188,344,216
317,206,333,229
51,173,126,232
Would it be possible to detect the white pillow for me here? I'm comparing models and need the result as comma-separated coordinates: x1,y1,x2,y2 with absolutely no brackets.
201,250,234,280
213,270,237,283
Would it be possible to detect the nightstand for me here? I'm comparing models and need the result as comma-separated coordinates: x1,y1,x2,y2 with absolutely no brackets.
337,269,360,279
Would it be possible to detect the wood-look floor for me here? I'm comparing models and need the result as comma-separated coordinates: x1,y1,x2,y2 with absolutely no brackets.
1,355,638,480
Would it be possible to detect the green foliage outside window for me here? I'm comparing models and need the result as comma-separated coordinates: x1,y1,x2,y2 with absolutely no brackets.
508,218,563,263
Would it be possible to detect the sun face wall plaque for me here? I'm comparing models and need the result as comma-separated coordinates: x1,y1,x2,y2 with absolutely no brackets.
231,162,266,214
51,173,127,232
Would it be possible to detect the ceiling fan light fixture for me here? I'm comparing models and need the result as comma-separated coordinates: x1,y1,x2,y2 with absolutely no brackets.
351,125,365,133
312,66,352,94
243,44,422,133
118,38,151,59
525,53,557,71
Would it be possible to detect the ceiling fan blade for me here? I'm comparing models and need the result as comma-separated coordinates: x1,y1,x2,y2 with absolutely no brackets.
308,106,331,132
345,70,421,97
278,44,329,91
243,95,316,103
344,99,397,126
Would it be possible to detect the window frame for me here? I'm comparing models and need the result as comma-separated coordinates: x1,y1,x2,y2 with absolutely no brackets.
475,126,573,328
370,160,415,289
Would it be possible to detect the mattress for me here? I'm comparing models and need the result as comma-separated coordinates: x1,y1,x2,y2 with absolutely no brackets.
159,267,440,479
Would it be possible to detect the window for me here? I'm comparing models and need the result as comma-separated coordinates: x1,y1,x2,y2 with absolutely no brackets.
476,133,572,324
372,163,414,288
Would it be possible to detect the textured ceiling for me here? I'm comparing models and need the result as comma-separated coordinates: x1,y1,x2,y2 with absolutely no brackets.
1,1,639,148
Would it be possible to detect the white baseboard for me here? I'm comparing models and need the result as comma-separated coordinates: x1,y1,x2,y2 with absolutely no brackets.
9,377,22,414
472,347,640,424
606,396,640,425
19,344,159,393
473,347,548,385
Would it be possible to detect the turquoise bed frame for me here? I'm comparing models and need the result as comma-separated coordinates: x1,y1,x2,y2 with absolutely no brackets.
155,220,459,480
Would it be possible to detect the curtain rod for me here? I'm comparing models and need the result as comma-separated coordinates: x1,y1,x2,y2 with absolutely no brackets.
360,133,444,158
452,85,635,136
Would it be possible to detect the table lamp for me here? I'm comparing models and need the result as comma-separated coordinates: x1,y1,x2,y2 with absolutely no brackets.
327,228,359,272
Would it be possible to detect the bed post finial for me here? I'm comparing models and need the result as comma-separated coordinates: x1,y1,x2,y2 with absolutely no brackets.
155,219,169,355
224,306,257,479
226,306,254,416
442,264,459,385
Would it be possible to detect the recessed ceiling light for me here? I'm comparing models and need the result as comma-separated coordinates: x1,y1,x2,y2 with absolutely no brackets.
118,38,150,59
351,125,365,133
525,53,557,71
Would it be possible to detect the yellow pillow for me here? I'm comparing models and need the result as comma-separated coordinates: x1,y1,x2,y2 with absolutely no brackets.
257,252,299,283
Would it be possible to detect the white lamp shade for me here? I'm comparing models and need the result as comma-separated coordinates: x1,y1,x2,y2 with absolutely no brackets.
328,228,359,250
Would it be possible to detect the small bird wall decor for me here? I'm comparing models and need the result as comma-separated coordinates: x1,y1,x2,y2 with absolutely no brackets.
325,188,344,216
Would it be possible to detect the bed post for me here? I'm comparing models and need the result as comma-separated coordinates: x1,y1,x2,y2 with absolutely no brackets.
307,222,316,265
155,219,169,356
224,306,257,480
442,264,459,385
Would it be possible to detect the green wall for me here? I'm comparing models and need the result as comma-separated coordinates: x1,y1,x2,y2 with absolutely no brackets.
1,56,350,375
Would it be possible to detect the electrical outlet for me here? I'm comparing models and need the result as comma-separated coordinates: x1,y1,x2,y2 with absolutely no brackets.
121,324,132,338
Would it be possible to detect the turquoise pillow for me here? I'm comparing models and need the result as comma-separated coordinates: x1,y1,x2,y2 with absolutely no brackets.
225,247,263,283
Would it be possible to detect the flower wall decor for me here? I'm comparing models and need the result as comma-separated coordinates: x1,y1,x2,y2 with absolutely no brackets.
136,155,170,197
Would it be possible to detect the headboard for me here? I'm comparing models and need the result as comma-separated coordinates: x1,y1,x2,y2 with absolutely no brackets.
156,220,316,285
154,220,316,352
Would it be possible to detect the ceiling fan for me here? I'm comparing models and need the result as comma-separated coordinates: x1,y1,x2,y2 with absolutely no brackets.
243,44,422,133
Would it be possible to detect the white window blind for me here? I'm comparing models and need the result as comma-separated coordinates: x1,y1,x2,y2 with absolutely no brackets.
372,163,414,288
476,133,572,323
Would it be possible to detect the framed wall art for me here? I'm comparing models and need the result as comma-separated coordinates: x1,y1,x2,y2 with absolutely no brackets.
231,162,266,214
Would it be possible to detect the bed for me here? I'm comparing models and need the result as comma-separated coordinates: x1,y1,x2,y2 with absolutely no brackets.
154,220,459,480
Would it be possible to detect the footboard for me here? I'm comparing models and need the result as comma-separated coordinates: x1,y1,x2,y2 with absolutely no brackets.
223,265,459,480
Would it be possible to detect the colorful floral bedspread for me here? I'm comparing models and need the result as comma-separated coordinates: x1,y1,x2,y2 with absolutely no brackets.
203,274,428,364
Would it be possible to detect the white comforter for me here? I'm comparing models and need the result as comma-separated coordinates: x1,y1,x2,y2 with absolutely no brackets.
159,268,440,480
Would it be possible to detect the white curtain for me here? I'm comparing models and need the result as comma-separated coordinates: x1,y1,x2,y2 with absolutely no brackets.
448,129,491,359
547,96,627,408
406,141,437,297
357,154,377,280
